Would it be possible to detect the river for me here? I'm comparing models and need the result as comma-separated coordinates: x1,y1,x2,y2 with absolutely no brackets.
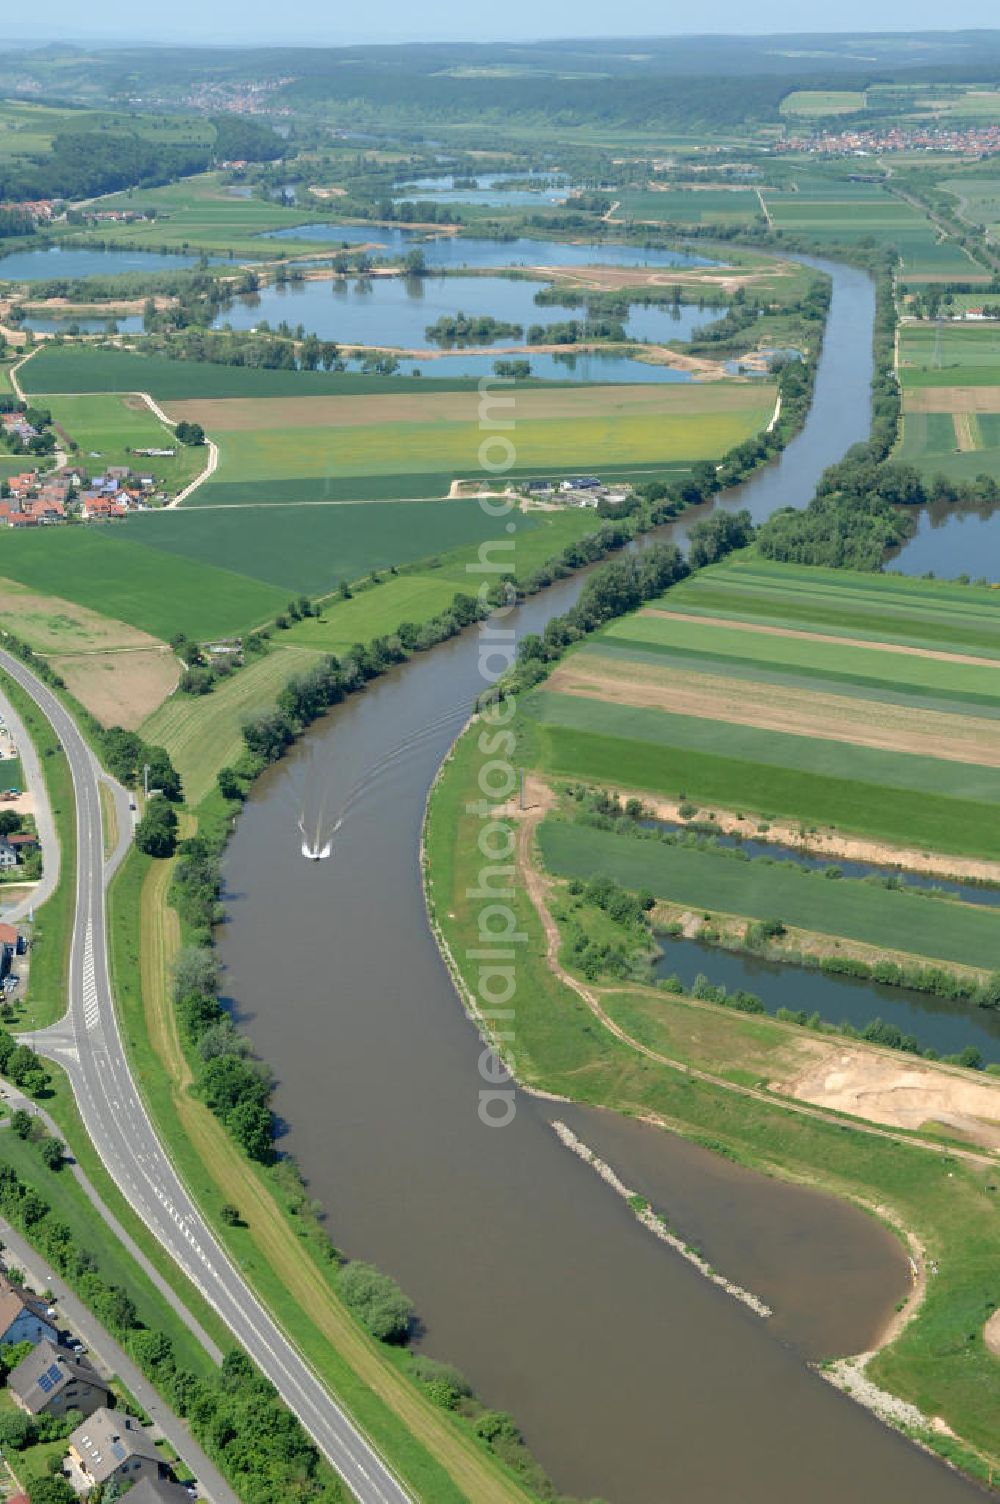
218,256,988,1502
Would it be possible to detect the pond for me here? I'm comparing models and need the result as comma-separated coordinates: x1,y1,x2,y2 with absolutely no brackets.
890,496,1000,582
392,170,571,207
20,313,145,335
654,934,1000,1063
646,819,1000,906
260,223,720,270
0,245,218,282
213,271,728,351
384,349,695,382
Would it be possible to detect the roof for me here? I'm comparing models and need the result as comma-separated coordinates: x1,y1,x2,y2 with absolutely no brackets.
0,924,19,947
70,1407,160,1484
9,1339,108,1414
123,1479,191,1504
6,833,37,846
0,1273,55,1337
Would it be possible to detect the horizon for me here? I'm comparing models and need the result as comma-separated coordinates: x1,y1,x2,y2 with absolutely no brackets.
11,12,1000,49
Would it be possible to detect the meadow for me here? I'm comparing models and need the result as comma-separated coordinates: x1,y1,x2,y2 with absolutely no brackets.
173,382,773,504
141,643,326,804
537,821,1000,970
778,90,868,116
41,392,205,490
521,557,1000,857
615,187,762,226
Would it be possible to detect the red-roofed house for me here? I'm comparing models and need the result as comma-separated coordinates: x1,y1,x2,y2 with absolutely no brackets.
80,495,126,521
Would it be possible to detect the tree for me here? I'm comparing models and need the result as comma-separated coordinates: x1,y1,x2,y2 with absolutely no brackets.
171,946,219,1004
135,800,178,859
217,767,245,802
0,810,20,836
39,1137,64,1172
338,1261,413,1344
220,1203,242,1226
28,1477,76,1504
0,1406,34,1449
10,1108,32,1139
175,420,205,447
144,745,182,802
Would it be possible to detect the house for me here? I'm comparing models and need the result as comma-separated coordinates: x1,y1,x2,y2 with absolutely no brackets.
559,475,602,493
0,1272,58,1347
66,1408,169,1493
119,1478,192,1504
0,924,26,956
8,1339,111,1420
0,834,37,868
80,494,127,522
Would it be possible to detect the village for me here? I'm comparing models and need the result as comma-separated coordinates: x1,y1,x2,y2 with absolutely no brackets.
0,464,168,527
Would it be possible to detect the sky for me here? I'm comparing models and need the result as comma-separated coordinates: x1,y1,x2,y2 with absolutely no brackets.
19,3,1000,47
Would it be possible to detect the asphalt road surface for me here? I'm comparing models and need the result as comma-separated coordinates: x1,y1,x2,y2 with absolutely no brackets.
0,648,412,1504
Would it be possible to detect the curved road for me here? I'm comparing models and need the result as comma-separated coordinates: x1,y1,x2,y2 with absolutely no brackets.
0,648,411,1504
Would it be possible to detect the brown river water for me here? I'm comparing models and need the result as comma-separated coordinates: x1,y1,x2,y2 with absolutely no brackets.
219,258,990,1502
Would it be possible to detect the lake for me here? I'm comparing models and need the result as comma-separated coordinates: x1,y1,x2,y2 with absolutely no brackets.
0,245,216,282
260,223,720,269
213,270,728,350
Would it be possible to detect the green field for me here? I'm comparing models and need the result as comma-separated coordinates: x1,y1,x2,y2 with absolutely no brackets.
187,385,771,503
0,755,24,793
762,191,974,279
0,528,288,639
647,557,1000,655
616,187,762,226
899,322,1000,386
0,498,582,638
17,344,491,400
522,557,1000,858
779,90,868,117
538,821,1000,969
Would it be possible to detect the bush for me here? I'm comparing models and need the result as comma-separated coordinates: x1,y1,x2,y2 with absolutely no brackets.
338,1261,413,1344
135,799,178,858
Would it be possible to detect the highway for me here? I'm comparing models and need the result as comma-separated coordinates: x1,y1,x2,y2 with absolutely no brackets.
0,648,412,1504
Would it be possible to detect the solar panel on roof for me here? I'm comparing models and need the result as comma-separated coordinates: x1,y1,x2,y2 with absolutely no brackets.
37,1371,53,1393
45,1363,61,1386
